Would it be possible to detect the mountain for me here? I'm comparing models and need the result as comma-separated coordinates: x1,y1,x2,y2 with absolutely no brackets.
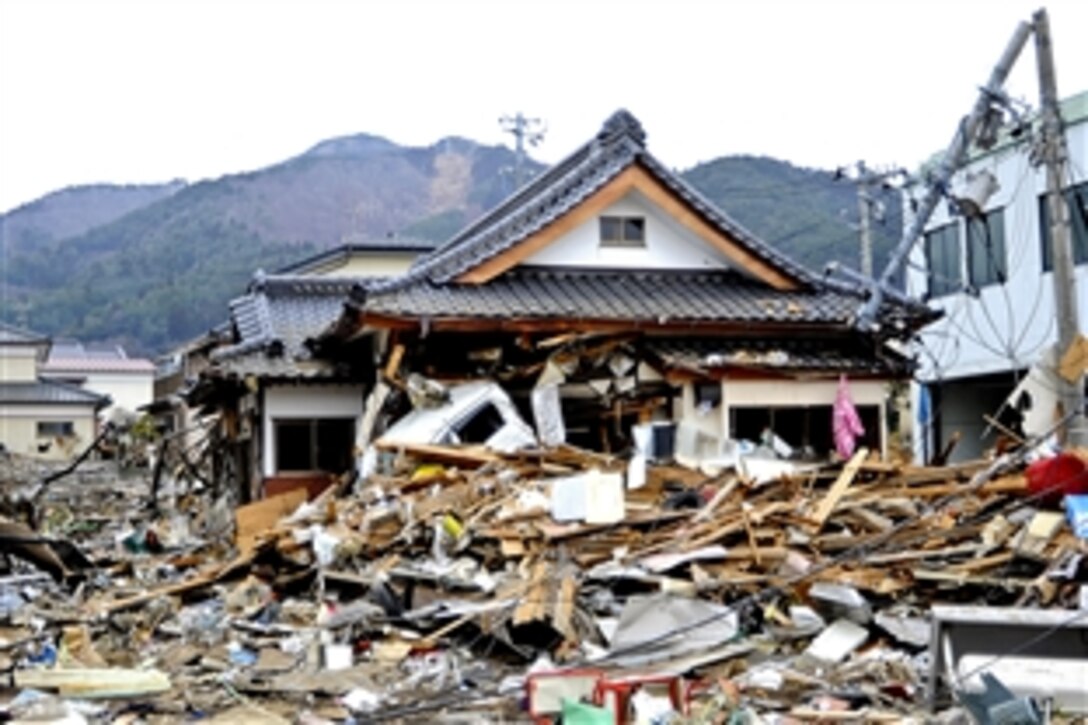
684,155,900,275
0,138,897,356
0,180,186,255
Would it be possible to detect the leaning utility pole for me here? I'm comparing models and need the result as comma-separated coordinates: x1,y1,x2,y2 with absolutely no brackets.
853,19,1033,332
1034,8,1086,444
499,113,546,188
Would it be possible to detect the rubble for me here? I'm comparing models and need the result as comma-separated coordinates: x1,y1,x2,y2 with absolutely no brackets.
1,430,1087,723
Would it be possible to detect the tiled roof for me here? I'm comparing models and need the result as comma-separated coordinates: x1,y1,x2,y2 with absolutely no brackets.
647,337,913,376
357,267,861,326
0,379,110,407
212,274,372,377
0,322,48,345
41,358,156,374
388,110,814,289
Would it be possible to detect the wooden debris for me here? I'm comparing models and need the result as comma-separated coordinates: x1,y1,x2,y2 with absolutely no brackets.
235,488,308,553
806,448,868,532
15,667,172,698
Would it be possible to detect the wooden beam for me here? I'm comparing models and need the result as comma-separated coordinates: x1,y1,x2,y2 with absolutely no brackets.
456,164,800,291
806,448,869,531
372,441,499,468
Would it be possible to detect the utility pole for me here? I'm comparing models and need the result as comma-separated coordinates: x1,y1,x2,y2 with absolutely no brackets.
857,172,875,278
854,19,1032,332
842,162,907,278
499,113,546,188
1034,8,1086,444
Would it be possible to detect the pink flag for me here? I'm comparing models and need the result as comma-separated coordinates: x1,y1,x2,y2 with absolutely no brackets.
833,374,865,459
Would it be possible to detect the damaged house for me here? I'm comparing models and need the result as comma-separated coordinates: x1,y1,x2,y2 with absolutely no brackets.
194,110,930,500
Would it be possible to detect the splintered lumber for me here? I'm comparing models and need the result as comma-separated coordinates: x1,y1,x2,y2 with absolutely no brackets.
807,448,868,531
15,667,172,698
888,460,988,485
94,550,257,614
858,474,1027,500
948,551,1014,573
383,343,406,381
235,488,308,553
374,441,499,468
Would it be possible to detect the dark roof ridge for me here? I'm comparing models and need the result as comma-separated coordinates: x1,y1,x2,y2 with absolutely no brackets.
375,109,820,293
250,273,380,296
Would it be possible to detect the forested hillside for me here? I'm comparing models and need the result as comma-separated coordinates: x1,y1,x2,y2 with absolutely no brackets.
0,138,898,355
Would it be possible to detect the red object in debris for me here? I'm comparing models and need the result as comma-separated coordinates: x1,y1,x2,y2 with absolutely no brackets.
1026,453,1088,504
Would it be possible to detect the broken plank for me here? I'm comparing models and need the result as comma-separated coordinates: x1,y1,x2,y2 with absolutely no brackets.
856,474,1027,500
383,343,406,381
14,667,172,699
94,550,256,614
373,441,499,468
911,569,1034,588
235,488,308,553
948,550,1014,574
806,448,868,531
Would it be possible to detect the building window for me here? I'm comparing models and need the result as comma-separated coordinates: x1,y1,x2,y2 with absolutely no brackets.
730,405,880,457
37,421,75,438
966,208,1007,288
274,418,355,474
1039,182,1088,271
924,222,962,297
600,216,645,247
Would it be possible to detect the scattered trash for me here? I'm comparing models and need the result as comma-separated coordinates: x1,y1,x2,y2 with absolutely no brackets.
1,424,1086,721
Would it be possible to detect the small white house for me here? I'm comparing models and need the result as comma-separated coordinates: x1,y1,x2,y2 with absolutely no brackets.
906,91,1088,462
0,323,108,460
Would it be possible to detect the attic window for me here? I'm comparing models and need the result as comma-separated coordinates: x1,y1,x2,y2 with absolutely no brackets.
600,216,645,247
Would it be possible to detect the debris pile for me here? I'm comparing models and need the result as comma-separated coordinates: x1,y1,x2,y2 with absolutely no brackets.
1,439,1086,722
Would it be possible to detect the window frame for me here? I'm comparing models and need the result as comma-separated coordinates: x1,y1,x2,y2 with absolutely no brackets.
1039,182,1088,271
924,221,962,298
599,215,646,248
37,421,75,438
273,417,355,474
966,207,1007,288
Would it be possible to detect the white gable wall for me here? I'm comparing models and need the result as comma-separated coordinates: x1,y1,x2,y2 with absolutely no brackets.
261,384,365,477
523,190,736,270
0,347,40,382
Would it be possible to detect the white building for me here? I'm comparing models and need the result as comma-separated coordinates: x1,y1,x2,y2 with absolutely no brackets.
906,91,1088,462
39,340,155,419
0,324,108,459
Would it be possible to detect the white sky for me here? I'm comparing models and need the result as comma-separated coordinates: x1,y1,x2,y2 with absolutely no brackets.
1,0,1087,214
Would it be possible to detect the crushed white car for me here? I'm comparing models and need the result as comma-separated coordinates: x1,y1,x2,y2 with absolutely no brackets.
361,381,537,477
